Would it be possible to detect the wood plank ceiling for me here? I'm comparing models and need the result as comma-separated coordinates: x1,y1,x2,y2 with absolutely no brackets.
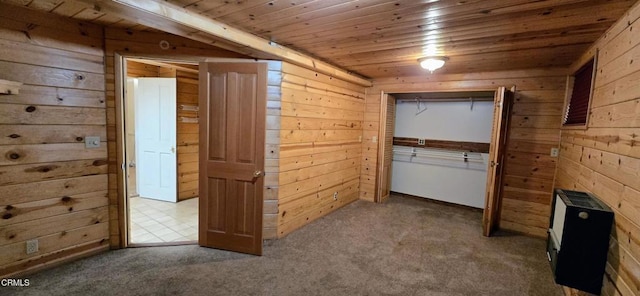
5,0,637,78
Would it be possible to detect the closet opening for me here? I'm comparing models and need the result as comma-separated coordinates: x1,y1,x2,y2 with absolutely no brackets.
377,88,513,236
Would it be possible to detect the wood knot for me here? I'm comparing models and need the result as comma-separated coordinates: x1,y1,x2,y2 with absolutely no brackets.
76,137,84,142
25,106,36,112
61,196,72,203
7,152,20,160
8,134,21,139
2,213,12,219
75,74,85,81
6,205,14,210
26,165,59,174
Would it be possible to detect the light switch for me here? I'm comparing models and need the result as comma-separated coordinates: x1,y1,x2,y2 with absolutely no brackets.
85,136,100,148
372,136,378,143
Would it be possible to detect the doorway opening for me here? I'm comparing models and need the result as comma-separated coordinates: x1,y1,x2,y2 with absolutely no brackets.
376,88,513,236
122,57,200,246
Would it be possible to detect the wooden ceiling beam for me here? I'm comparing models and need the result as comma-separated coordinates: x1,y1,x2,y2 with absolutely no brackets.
77,0,371,86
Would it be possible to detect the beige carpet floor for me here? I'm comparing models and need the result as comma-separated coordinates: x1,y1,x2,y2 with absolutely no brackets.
3,194,563,296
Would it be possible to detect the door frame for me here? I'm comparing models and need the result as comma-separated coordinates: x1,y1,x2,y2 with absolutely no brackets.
374,88,508,232
114,53,201,248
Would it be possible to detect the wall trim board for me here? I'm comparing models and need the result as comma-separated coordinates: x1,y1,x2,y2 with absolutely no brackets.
393,137,490,153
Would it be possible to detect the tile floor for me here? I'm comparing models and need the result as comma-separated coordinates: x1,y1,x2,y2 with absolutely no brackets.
129,197,198,244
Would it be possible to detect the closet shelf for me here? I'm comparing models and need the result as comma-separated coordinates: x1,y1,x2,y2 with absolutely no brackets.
393,137,490,153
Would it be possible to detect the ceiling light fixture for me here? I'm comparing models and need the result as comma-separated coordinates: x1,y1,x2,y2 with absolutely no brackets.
418,56,448,72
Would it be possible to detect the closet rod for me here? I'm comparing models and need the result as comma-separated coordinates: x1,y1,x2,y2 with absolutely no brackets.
393,150,484,163
396,97,494,103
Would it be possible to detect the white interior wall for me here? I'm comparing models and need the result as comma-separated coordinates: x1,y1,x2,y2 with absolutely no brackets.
391,99,493,208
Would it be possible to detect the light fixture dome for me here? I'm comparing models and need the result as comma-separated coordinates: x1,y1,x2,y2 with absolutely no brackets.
418,56,448,72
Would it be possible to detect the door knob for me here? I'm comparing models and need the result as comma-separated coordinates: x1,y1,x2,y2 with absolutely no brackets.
253,170,263,178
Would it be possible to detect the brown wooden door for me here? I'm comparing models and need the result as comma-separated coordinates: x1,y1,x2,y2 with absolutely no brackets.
198,62,266,255
482,86,514,237
377,93,396,203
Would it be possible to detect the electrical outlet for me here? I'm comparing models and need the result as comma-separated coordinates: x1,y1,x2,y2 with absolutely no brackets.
26,239,38,254
372,136,378,143
333,192,338,201
85,136,100,148
550,147,559,158
418,139,426,145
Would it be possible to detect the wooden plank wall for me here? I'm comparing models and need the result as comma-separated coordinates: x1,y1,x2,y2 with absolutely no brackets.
555,2,640,295
264,61,282,239
275,62,366,237
364,69,568,237
0,4,109,276
175,69,200,201
103,27,247,247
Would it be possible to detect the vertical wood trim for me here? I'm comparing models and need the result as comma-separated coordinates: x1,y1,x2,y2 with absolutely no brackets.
375,91,387,203
197,62,208,246
494,86,517,230
584,51,598,129
114,53,128,248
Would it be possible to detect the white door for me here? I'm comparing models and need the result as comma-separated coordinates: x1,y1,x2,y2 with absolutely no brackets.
134,78,177,202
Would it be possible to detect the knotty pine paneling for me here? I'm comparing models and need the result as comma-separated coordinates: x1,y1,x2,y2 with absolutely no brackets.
275,62,365,238
555,2,640,295
366,68,568,238
103,27,251,246
175,69,200,201
0,4,109,276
